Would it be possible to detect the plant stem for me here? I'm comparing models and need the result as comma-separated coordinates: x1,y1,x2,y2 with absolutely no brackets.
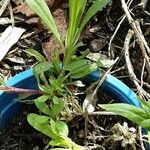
0,86,42,94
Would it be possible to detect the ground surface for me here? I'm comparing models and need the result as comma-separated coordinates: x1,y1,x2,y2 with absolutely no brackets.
0,0,150,149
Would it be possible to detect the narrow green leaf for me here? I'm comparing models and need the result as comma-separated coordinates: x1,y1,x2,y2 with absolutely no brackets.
65,60,91,72
38,84,51,94
53,49,61,74
19,94,32,100
27,49,46,62
98,103,148,125
33,62,52,78
33,62,52,85
79,49,90,59
138,98,150,116
49,77,64,95
26,0,62,44
36,95,50,102
35,101,51,116
73,0,110,46
80,0,110,32
70,63,97,79
64,0,87,66
140,119,150,130
70,65,91,79
67,0,87,45
0,75,4,85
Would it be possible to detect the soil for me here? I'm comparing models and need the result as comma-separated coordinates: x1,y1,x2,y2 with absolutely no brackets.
0,93,141,150
0,105,49,150
0,0,150,149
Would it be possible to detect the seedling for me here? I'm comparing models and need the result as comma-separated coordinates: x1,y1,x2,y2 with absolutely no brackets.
99,98,150,143
25,0,110,149
1,0,111,149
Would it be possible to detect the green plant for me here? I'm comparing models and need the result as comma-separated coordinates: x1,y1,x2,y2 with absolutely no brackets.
28,114,82,150
0,74,4,85
24,0,110,149
98,98,150,143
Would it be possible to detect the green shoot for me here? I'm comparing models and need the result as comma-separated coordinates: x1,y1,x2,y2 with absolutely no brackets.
25,0,110,149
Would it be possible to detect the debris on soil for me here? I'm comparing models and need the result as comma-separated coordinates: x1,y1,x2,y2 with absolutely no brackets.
0,0,150,149
0,26,25,61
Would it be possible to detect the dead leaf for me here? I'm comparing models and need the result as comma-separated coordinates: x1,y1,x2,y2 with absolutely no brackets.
25,17,39,25
0,0,10,17
82,92,95,112
5,56,25,64
0,26,25,61
14,3,35,17
0,17,11,25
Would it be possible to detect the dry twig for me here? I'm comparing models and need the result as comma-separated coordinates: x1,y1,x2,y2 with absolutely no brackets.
8,3,14,26
75,111,116,116
121,0,150,74
140,58,146,88
0,0,10,17
83,57,118,141
124,29,150,100
108,0,134,58
138,127,146,150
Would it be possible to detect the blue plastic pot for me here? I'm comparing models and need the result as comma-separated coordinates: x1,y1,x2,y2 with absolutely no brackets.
0,69,37,130
0,69,149,149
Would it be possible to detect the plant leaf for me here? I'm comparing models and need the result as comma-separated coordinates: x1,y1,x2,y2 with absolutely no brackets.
35,101,51,116
49,76,64,95
140,119,150,130
48,96,64,118
35,96,51,116
138,98,150,117
50,119,58,135
38,84,51,94
64,0,87,66
36,95,50,102
67,0,87,47
33,62,52,83
65,60,91,72
69,62,97,79
0,74,4,85
26,0,62,44
98,103,148,125
27,113,57,138
26,49,46,62
50,138,70,147
55,120,69,136
80,0,110,32
79,48,90,59
53,49,61,75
